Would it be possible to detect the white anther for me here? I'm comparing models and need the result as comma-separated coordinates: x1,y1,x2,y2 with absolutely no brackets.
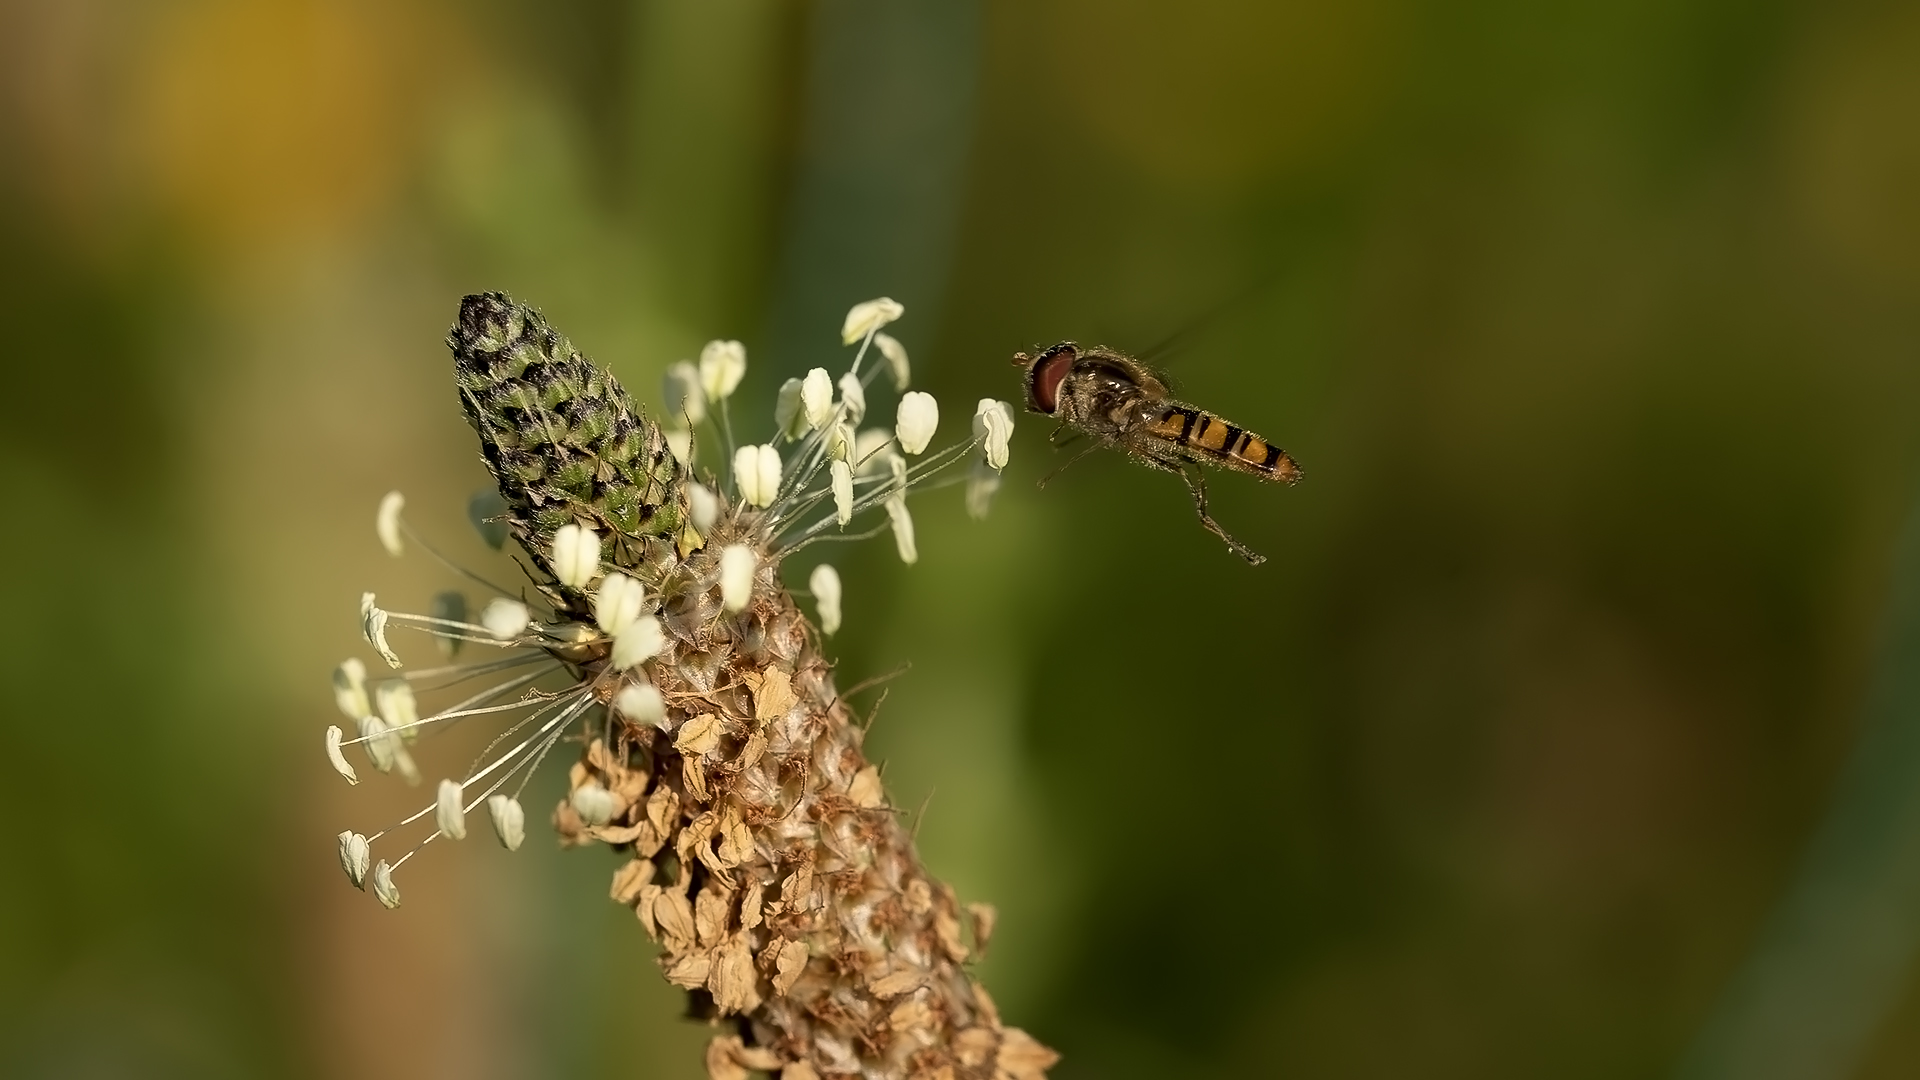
358,715,397,773
663,362,707,426
325,726,359,785
699,340,747,401
875,332,909,390
664,427,694,466
436,779,467,840
551,523,601,588
886,495,918,564
371,860,401,909
831,460,854,526
688,484,719,535
967,459,1002,521
733,444,782,508
896,392,938,455
838,371,867,424
842,297,904,344
826,422,856,462
594,572,646,636
719,545,757,613
572,782,616,827
810,563,843,636
332,658,370,721
616,683,667,729
376,491,406,557
487,795,526,851
337,830,371,889
974,398,1015,470
854,428,896,475
774,378,807,440
802,368,835,430
375,679,418,742
360,593,401,668
612,616,666,670
480,598,530,640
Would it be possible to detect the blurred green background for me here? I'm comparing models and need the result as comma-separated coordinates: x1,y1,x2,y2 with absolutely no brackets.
4,0,1920,1077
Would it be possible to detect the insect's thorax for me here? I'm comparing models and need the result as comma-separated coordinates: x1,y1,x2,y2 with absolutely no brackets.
1061,367,1158,438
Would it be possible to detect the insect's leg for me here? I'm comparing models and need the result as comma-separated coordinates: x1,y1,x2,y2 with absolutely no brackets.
1048,424,1087,448
1170,460,1266,566
1038,441,1104,489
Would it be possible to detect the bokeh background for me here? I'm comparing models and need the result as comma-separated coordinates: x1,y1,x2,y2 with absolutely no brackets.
4,0,1920,1077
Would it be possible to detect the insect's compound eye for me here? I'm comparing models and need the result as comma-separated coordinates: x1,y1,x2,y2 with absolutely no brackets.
1029,345,1076,414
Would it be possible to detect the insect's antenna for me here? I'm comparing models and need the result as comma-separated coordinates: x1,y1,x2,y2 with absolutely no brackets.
1038,443,1103,489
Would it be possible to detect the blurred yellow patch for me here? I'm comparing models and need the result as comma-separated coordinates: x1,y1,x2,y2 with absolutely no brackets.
135,0,448,246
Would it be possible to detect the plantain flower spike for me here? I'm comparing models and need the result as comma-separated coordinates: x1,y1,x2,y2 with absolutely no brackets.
324,291,1056,1079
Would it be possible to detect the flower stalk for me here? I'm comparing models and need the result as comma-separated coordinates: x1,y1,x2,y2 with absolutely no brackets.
328,292,1050,1079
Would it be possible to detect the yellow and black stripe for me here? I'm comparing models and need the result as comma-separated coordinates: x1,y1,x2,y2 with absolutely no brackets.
1147,405,1300,481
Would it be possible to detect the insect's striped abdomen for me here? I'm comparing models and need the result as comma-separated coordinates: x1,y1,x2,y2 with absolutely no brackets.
1148,405,1302,483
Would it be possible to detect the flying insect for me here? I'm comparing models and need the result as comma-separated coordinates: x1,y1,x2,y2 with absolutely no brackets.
1013,342,1301,564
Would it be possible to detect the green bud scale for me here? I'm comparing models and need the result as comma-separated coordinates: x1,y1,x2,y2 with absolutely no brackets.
449,292,684,575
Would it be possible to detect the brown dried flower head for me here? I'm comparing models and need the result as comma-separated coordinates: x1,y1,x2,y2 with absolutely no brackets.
325,294,1050,1079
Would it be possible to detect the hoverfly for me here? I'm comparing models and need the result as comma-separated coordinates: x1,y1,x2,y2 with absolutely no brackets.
1013,342,1301,565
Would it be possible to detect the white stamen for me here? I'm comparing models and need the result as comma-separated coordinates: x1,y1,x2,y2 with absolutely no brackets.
774,378,808,441
733,444,782,508
967,459,1002,521
886,495,917,564
436,779,467,840
375,680,419,742
361,593,401,668
376,491,406,557
974,398,1015,470
831,460,854,526
810,564,843,636
337,830,371,888
688,484,719,535
662,362,707,426
615,683,667,729
854,429,896,476
372,860,401,909
468,489,509,549
359,715,397,773
842,297,904,344
720,545,757,613
392,744,420,786
487,795,526,851
664,427,694,466
480,598,530,640
332,658,370,720
875,332,910,390
612,616,666,670
802,368,835,430
551,523,601,588
325,726,359,785
572,782,616,827
430,591,467,658
837,371,867,424
826,422,856,462
699,339,747,401
896,392,939,455
594,572,646,636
